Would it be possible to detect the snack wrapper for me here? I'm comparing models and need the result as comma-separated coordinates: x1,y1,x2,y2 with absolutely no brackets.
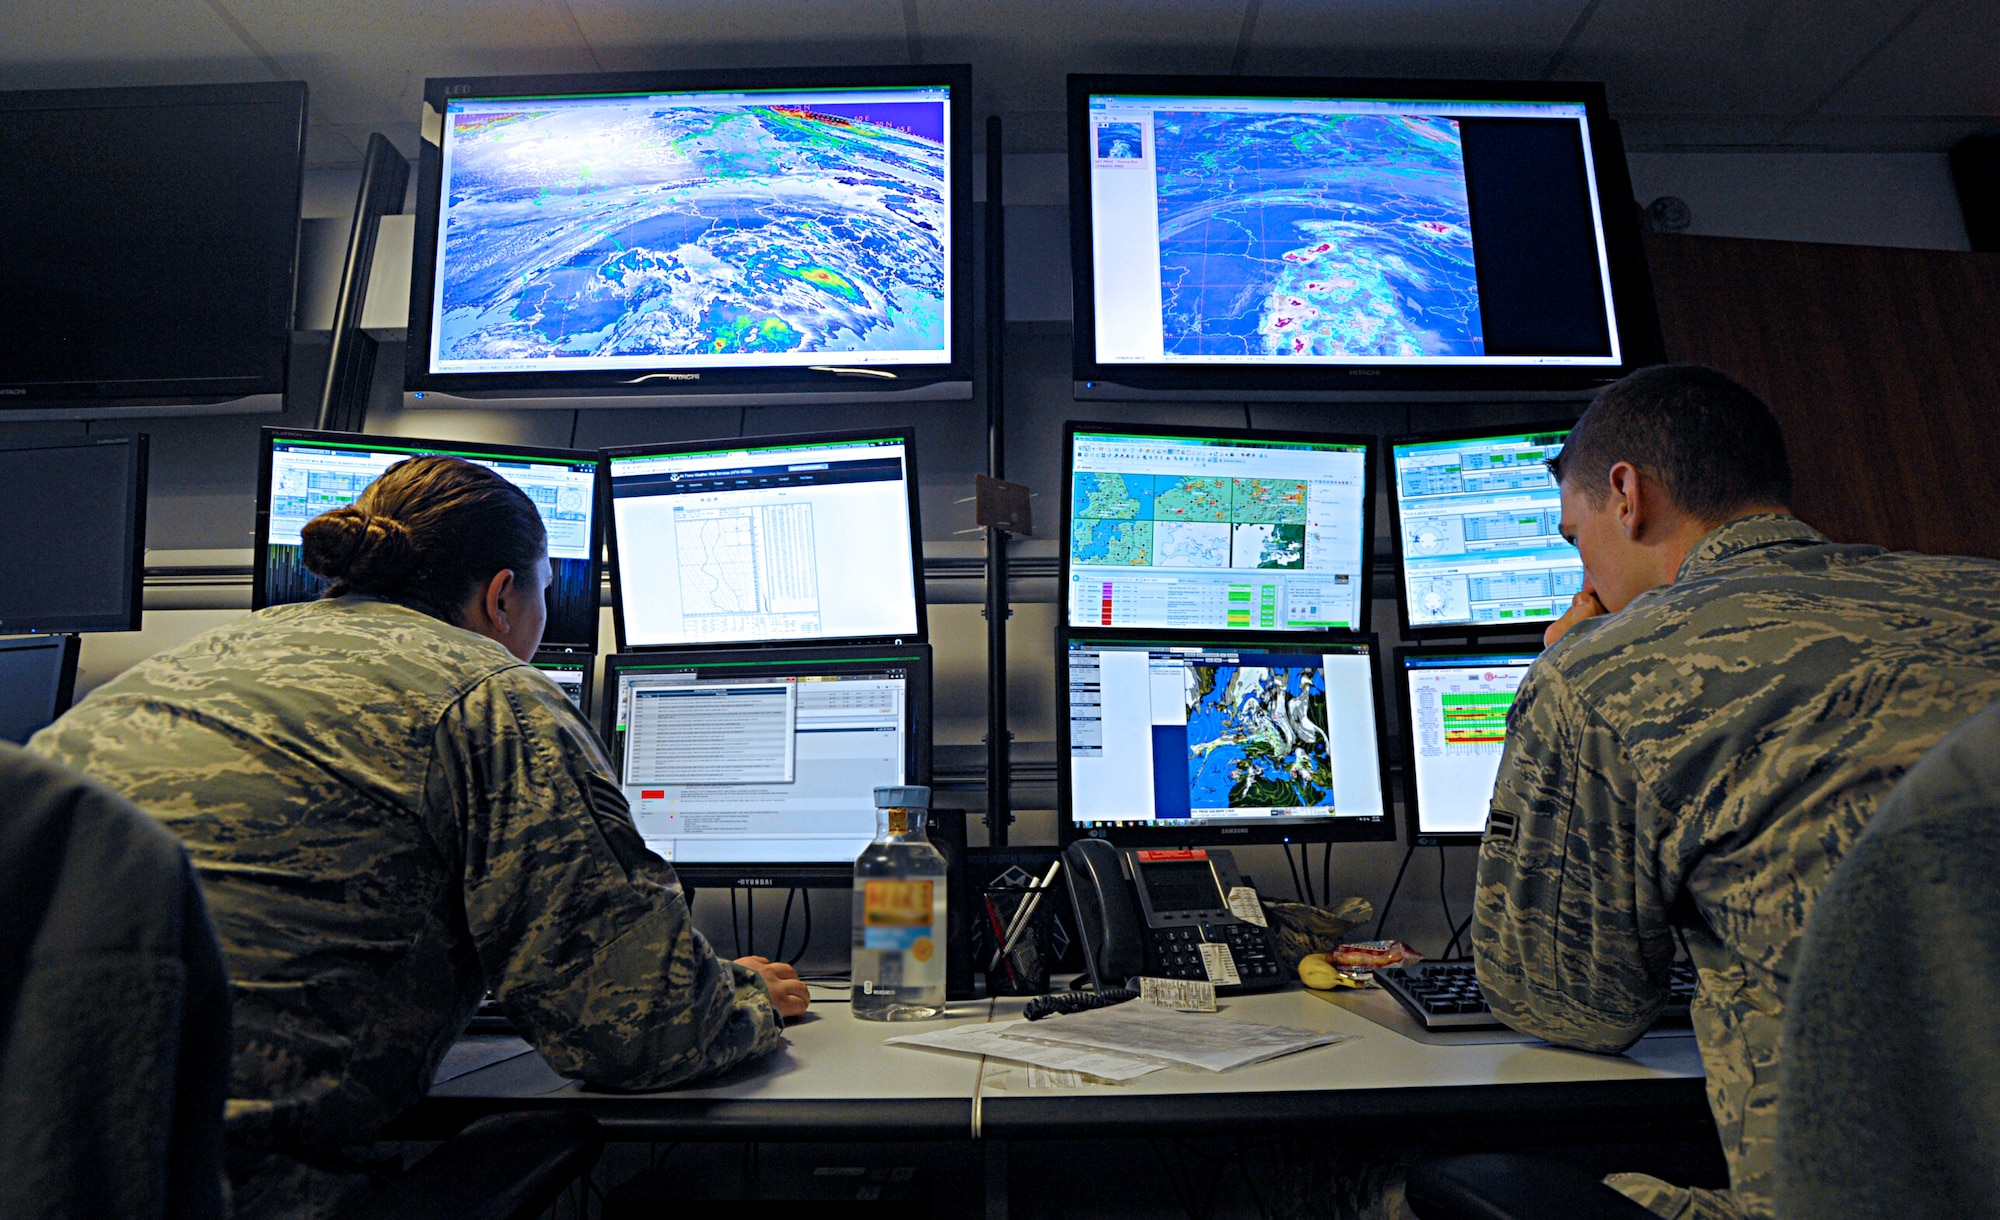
1328,939,1424,972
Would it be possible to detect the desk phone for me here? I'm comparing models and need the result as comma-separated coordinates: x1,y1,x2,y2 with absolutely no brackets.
1062,839,1286,993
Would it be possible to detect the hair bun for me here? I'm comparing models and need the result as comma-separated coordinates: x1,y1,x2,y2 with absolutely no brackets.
301,506,419,592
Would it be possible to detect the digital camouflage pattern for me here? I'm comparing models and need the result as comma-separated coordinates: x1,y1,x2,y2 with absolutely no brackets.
28,597,781,1204
1474,515,2000,1220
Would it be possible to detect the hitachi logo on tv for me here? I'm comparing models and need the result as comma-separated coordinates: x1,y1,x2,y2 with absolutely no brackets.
0,388,25,396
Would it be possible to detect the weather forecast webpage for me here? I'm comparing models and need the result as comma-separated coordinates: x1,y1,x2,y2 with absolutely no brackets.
1068,641,1385,828
430,85,951,373
611,667,906,864
1404,652,1535,834
1393,430,1584,629
609,439,918,647
1068,431,1368,631
1086,93,1618,366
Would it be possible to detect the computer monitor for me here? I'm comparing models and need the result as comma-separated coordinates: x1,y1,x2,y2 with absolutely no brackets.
1394,645,1538,844
252,429,603,652
601,645,931,888
605,429,925,649
1068,74,1660,401
0,435,148,635
530,651,592,714
0,634,81,745
1389,423,1583,636
404,65,973,408
1063,423,1373,634
1061,634,1393,846
0,82,305,414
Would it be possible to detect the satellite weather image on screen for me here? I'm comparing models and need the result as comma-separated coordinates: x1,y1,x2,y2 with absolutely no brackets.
1151,111,1481,359
430,86,951,373
1185,662,1333,811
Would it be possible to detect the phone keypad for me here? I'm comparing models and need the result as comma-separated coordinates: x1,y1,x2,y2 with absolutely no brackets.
1145,922,1286,990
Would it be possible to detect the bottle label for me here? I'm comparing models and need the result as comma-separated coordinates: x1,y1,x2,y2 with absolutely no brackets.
861,879,940,981
886,809,910,835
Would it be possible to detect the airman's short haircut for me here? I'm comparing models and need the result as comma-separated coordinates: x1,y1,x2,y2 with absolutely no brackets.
1549,364,1793,520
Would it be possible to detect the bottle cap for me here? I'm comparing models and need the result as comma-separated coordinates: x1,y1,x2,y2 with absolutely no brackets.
873,785,931,809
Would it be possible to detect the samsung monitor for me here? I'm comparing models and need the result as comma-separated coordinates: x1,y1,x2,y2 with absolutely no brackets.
1394,645,1538,844
1389,423,1582,636
0,634,82,745
1064,423,1373,634
601,645,930,887
1069,74,1660,401
1061,634,1393,846
0,82,305,415
530,651,592,713
253,429,603,652
0,435,148,634
605,429,925,649
405,65,973,409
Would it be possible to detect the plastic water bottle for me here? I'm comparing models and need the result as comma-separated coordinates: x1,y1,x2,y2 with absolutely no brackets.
851,785,948,1021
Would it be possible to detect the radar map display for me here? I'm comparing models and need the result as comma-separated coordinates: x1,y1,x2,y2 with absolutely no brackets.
1152,112,1482,359
1185,663,1333,811
432,94,948,371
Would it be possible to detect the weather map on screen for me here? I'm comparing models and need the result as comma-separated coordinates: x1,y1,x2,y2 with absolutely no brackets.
429,86,951,374
1152,112,1481,359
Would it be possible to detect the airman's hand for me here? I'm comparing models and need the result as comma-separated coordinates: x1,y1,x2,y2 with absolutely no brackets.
736,956,810,1019
1544,580,1608,648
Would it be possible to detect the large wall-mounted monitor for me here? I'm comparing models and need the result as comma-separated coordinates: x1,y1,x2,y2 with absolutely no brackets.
252,429,603,653
1389,423,1582,636
0,82,306,416
0,435,148,635
602,645,930,888
1394,645,1538,845
405,65,973,409
1060,635,1393,846
605,429,925,650
1062,423,1372,635
1069,74,1660,401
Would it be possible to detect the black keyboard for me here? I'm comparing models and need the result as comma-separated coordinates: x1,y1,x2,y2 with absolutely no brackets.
1377,959,1698,1030
1146,922,1288,991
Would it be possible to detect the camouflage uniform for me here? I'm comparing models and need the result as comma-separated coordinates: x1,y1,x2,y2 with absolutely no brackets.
29,597,782,1216
1473,515,2000,1220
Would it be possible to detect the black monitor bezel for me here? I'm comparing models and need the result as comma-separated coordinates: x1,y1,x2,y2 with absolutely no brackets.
1067,72,1663,400
0,81,307,409
602,425,928,651
0,633,82,743
530,648,594,717
1057,630,1396,848
1391,643,1540,846
250,427,605,652
0,434,148,634
1060,419,1376,639
600,643,932,889
1386,417,1582,640
404,64,974,404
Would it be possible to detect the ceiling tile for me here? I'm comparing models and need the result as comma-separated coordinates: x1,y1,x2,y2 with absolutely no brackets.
0,0,266,91
223,0,599,127
1816,0,2000,118
1560,0,1920,117
1242,0,1582,81
568,0,910,73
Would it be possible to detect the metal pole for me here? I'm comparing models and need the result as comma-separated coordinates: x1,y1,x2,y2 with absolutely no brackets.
983,115,1012,846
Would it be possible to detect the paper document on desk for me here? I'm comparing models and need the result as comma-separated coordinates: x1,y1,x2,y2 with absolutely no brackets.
885,1021,1165,1081
1000,1001,1353,1072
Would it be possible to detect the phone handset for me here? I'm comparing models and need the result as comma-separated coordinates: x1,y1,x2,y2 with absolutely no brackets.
1062,838,1147,988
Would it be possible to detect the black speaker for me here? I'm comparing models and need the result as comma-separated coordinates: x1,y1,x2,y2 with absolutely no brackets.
1950,134,2000,253
928,808,974,1000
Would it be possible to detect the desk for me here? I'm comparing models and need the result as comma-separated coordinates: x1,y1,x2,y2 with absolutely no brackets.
401,986,1706,1143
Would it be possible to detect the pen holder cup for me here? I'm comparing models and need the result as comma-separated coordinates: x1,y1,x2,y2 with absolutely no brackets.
978,883,1055,996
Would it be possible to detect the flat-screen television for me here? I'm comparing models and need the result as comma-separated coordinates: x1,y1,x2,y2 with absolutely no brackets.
0,82,306,414
602,644,931,888
1069,74,1660,400
1060,634,1394,846
605,428,925,650
1389,422,1582,636
0,435,148,634
405,65,973,409
1062,422,1373,634
1393,645,1538,844
252,429,603,652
